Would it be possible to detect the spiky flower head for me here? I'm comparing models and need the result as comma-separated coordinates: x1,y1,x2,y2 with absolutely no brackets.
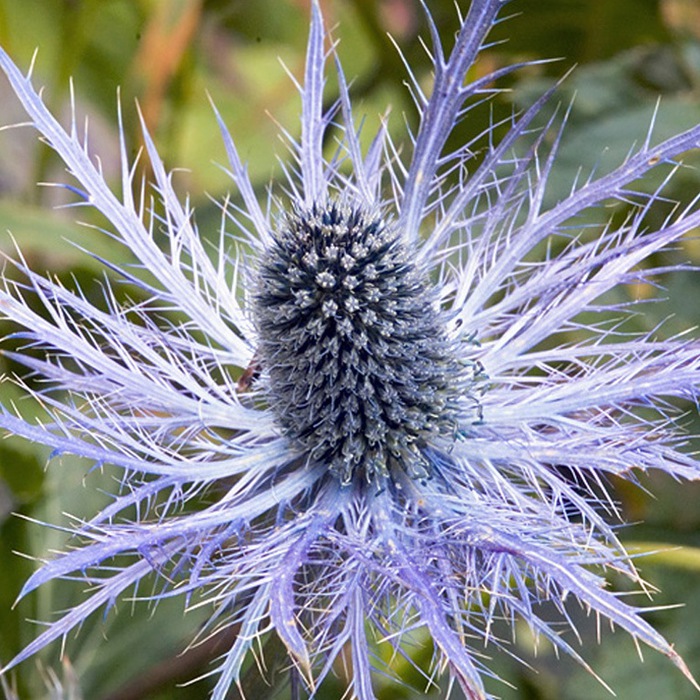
254,202,478,485
1,1,699,699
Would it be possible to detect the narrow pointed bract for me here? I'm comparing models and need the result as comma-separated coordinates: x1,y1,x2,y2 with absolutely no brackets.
1,1,700,699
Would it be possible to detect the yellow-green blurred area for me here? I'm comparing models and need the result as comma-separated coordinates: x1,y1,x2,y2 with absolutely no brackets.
0,1,699,699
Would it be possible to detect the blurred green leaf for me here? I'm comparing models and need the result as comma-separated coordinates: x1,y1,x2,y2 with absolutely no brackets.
0,201,134,271
489,0,671,64
627,542,700,571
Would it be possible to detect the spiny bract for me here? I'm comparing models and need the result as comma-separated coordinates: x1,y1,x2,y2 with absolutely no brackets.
0,0,699,699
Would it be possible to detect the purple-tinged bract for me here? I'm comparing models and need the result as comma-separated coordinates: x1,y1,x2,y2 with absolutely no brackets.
1,0,700,698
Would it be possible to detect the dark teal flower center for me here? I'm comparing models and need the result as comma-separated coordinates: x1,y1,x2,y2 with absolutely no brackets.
254,203,467,484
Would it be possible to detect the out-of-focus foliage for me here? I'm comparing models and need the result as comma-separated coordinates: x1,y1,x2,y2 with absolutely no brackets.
0,1,698,698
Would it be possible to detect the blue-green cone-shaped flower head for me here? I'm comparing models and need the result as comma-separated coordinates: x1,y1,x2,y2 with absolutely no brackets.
255,203,471,484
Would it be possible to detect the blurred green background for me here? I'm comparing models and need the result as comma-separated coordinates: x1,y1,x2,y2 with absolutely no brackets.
0,0,699,698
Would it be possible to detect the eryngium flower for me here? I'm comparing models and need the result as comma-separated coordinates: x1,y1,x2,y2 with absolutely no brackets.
1,0,699,698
